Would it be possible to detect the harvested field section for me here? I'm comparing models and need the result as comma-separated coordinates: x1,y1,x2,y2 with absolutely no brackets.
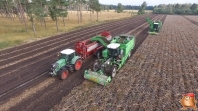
1,15,162,111
185,16,198,22
54,15,198,111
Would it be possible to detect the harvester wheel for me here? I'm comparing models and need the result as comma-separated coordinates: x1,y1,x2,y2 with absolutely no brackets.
74,59,83,71
111,66,117,78
93,60,101,71
128,51,131,58
58,69,69,80
95,50,101,59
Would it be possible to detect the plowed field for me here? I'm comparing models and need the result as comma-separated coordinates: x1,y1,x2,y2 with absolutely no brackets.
54,15,198,111
0,14,167,111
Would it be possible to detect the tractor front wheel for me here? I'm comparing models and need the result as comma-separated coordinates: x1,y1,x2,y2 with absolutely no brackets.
58,69,69,80
111,66,117,78
74,59,83,71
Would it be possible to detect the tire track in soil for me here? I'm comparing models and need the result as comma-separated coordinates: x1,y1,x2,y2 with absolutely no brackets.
128,15,166,111
0,15,156,98
112,15,166,111
4,15,159,111
0,77,55,111
7,57,95,111
106,24,151,111
182,16,198,26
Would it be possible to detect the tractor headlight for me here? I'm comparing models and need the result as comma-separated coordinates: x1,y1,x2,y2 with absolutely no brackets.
107,61,110,65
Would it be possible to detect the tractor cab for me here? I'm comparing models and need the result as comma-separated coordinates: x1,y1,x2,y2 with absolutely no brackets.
107,43,123,58
58,49,75,62
153,22,159,31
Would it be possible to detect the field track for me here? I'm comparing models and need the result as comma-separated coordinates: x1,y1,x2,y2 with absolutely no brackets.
54,15,198,111
0,14,167,111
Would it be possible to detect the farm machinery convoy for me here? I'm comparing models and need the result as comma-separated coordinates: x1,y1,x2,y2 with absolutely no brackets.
146,17,163,35
48,16,163,85
48,16,163,83
49,31,112,80
49,31,136,86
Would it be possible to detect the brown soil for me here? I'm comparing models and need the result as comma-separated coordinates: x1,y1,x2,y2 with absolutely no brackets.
54,15,198,111
0,14,163,111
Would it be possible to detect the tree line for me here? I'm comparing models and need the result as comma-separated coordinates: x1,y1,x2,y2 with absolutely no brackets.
153,3,198,14
100,4,154,10
0,0,101,35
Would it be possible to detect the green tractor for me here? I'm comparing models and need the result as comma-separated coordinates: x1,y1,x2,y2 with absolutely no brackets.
146,17,163,35
84,34,136,86
49,49,83,80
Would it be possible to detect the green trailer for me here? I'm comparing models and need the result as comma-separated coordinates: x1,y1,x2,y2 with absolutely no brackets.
146,17,163,35
84,34,136,86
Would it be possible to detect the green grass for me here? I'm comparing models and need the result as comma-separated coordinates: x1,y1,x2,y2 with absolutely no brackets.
0,10,138,50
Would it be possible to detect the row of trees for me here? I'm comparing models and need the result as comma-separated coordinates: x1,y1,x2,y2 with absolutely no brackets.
153,3,198,14
100,4,154,10
0,0,101,35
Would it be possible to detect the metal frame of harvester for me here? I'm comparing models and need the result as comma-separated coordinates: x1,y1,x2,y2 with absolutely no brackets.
84,34,136,86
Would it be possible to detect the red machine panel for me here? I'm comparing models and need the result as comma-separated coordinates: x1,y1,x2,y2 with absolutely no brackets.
75,31,112,59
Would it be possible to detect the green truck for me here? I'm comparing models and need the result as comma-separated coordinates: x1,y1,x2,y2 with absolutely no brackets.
84,34,136,86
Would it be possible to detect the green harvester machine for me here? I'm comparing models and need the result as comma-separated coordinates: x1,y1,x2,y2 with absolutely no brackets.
84,34,136,86
146,17,163,35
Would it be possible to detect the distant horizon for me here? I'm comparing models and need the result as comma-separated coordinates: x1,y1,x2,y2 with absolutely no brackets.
99,0,196,6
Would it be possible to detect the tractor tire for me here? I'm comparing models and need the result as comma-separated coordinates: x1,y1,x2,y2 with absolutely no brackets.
74,59,83,71
93,60,101,71
111,66,117,78
95,50,101,59
58,69,69,80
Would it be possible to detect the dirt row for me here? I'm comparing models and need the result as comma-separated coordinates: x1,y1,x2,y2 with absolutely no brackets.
0,14,162,111
185,15,198,22
183,16,198,26
54,15,198,111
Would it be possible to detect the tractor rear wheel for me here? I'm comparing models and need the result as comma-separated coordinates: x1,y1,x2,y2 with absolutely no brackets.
58,69,69,80
111,66,117,78
93,60,101,71
95,50,101,59
74,59,83,71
